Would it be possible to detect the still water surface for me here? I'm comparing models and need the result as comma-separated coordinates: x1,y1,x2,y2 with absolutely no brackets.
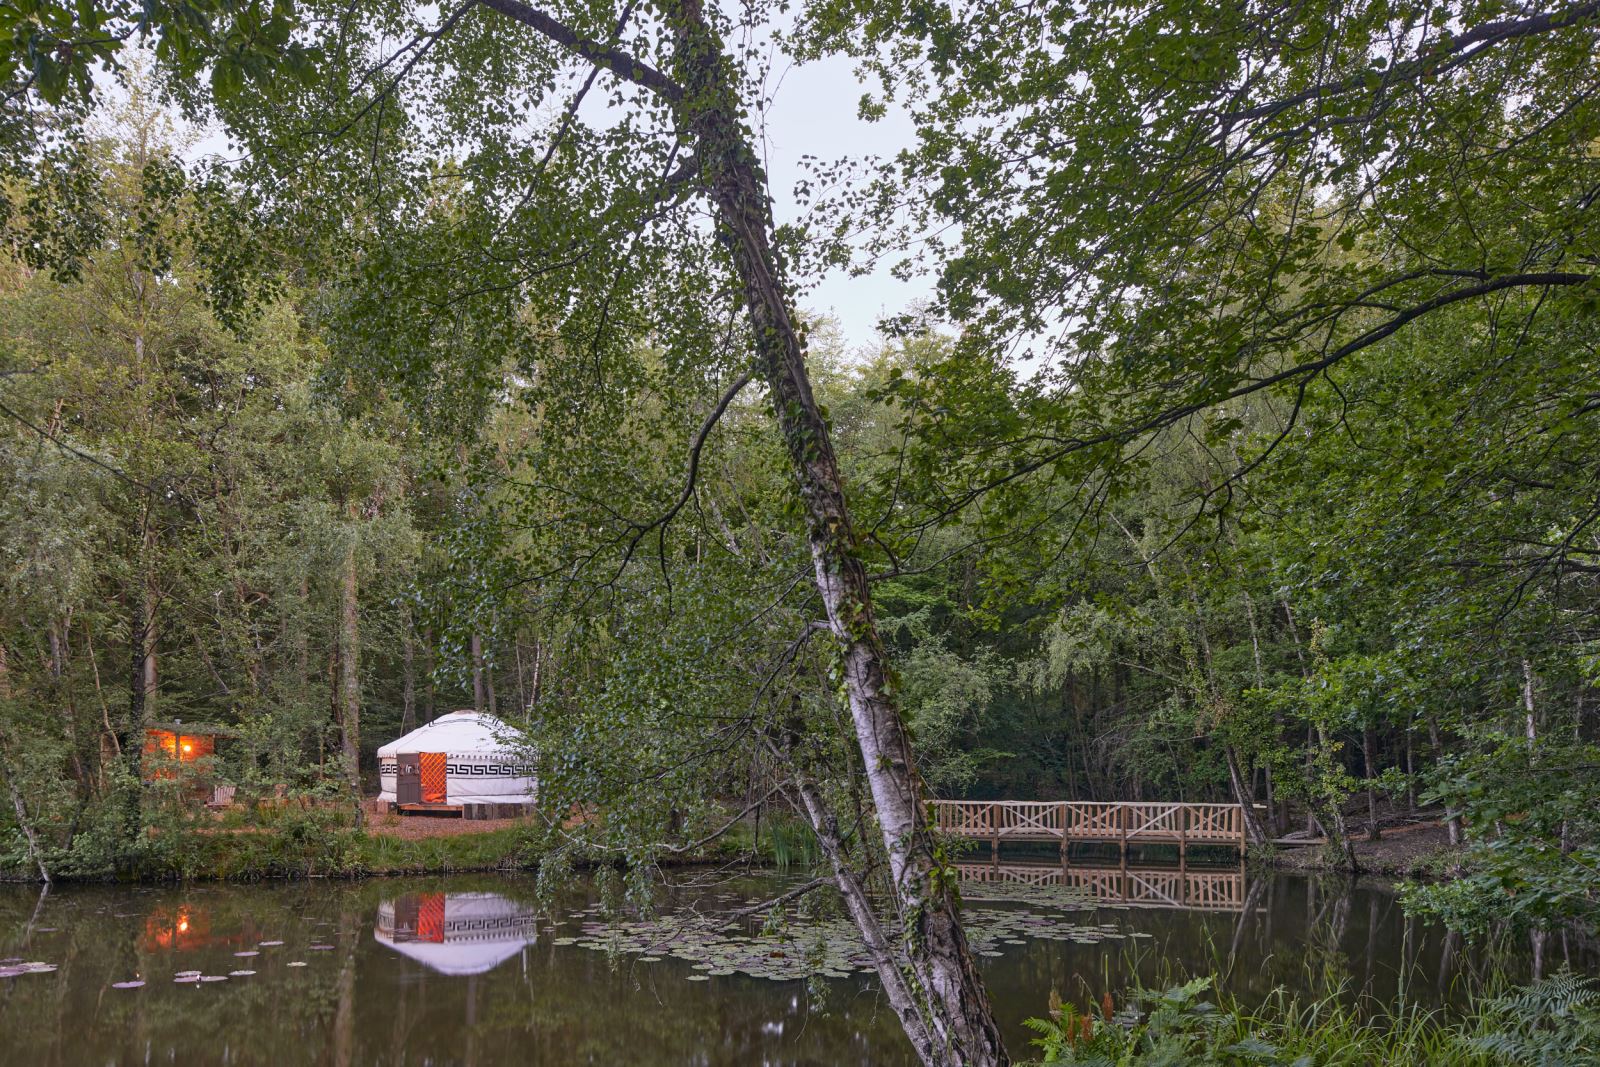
0,865,1591,1065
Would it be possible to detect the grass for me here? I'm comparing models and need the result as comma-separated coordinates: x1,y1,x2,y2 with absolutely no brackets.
0,805,550,883
715,810,824,868
1023,971,1600,1065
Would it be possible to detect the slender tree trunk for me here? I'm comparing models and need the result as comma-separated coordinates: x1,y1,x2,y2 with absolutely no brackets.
1404,724,1416,814
118,517,157,842
470,632,487,713
423,626,436,722
337,535,362,812
141,591,157,720
787,768,938,1054
1312,723,1358,872
1362,724,1381,841
0,651,46,883
46,622,87,790
1521,659,1538,743
296,575,311,684
1429,715,1461,846
331,905,358,1067
513,639,527,716
1225,744,1270,844
664,5,1006,1061
401,618,417,735
1304,722,1318,837
84,622,120,789
0,756,48,884
528,636,542,713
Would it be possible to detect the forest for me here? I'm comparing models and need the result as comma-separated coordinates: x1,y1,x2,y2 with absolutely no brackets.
0,1,1597,1065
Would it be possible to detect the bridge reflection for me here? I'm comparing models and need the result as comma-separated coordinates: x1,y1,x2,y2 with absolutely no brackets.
955,860,1255,912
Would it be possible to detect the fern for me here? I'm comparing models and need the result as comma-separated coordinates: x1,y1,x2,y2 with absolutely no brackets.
1457,971,1600,1066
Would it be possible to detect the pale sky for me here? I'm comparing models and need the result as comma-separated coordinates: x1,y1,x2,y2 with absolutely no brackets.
758,51,929,351
167,27,930,353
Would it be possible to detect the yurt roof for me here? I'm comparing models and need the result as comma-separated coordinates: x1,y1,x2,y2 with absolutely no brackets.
376,710,520,757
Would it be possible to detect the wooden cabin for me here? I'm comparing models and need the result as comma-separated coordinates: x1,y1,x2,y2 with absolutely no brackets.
143,721,237,806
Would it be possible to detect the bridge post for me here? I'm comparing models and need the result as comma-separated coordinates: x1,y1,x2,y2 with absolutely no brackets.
990,801,999,861
1118,803,1127,859
1058,802,1068,867
1179,803,1188,861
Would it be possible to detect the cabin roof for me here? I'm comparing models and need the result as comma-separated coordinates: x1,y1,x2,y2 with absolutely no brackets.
146,721,239,738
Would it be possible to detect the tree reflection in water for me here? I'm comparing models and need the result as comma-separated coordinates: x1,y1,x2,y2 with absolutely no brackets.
0,869,1587,1066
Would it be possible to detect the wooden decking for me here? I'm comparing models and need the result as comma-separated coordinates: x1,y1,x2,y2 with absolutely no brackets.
396,802,463,816
932,799,1247,858
956,860,1252,911
385,801,533,820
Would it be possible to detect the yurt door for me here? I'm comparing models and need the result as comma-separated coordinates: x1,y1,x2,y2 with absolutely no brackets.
420,752,448,804
396,754,422,805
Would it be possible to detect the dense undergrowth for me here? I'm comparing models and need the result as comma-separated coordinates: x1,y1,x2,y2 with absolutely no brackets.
1025,973,1600,1066
1,801,816,883
0,805,544,882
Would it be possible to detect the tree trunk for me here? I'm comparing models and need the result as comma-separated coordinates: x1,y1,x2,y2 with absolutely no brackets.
1521,659,1538,743
528,637,542,713
401,618,417,735
1429,715,1461,846
0,755,48,884
423,626,436,722
331,906,358,1067
0,649,46,882
117,512,160,841
470,632,487,713
1404,724,1416,814
1224,744,1269,845
1362,724,1381,841
664,5,1006,1061
336,536,362,810
296,575,311,684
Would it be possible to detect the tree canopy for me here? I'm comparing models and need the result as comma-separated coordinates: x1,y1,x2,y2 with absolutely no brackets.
0,2,1596,1064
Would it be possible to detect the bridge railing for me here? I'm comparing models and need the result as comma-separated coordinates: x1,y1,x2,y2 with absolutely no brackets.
953,861,1250,911
931,799,1245,850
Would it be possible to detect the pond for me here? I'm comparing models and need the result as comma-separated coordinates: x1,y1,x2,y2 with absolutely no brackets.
0,864,1591,1065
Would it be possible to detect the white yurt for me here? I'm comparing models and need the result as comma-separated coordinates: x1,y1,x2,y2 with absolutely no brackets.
375,892,538,976
376,710,536,817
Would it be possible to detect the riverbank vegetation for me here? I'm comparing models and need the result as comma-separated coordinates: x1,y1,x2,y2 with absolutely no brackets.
1025,973,1600,1066
2,0,1598,1063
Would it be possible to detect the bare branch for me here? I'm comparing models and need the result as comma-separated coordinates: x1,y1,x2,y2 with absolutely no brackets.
475,0,684,101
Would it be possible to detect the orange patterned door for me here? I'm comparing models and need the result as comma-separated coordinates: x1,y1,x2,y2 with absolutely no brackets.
417,893,446,942
420,752,448,804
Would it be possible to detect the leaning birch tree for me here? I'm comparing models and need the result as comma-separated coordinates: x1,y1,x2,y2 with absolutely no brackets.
2,0,1007,1061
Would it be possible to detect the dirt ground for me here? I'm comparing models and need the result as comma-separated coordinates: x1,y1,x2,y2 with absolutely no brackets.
1271,818,1463,877
360,802,537,841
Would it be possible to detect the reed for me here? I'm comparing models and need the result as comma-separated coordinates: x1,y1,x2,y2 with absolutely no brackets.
1024,971,1599,1065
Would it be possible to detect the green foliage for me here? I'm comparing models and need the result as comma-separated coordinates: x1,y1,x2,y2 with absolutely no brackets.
0,0,1594,996
1404,736,1600,932
1026,973,1600,1066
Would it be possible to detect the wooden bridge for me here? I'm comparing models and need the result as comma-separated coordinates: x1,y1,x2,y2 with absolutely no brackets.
955,861,1251,912
932,799,1247,858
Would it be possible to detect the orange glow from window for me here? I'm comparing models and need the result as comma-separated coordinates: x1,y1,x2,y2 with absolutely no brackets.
181,742,193,754
143,905,213,951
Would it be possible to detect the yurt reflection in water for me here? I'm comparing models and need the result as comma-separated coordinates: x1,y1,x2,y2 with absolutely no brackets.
375,892,538,976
